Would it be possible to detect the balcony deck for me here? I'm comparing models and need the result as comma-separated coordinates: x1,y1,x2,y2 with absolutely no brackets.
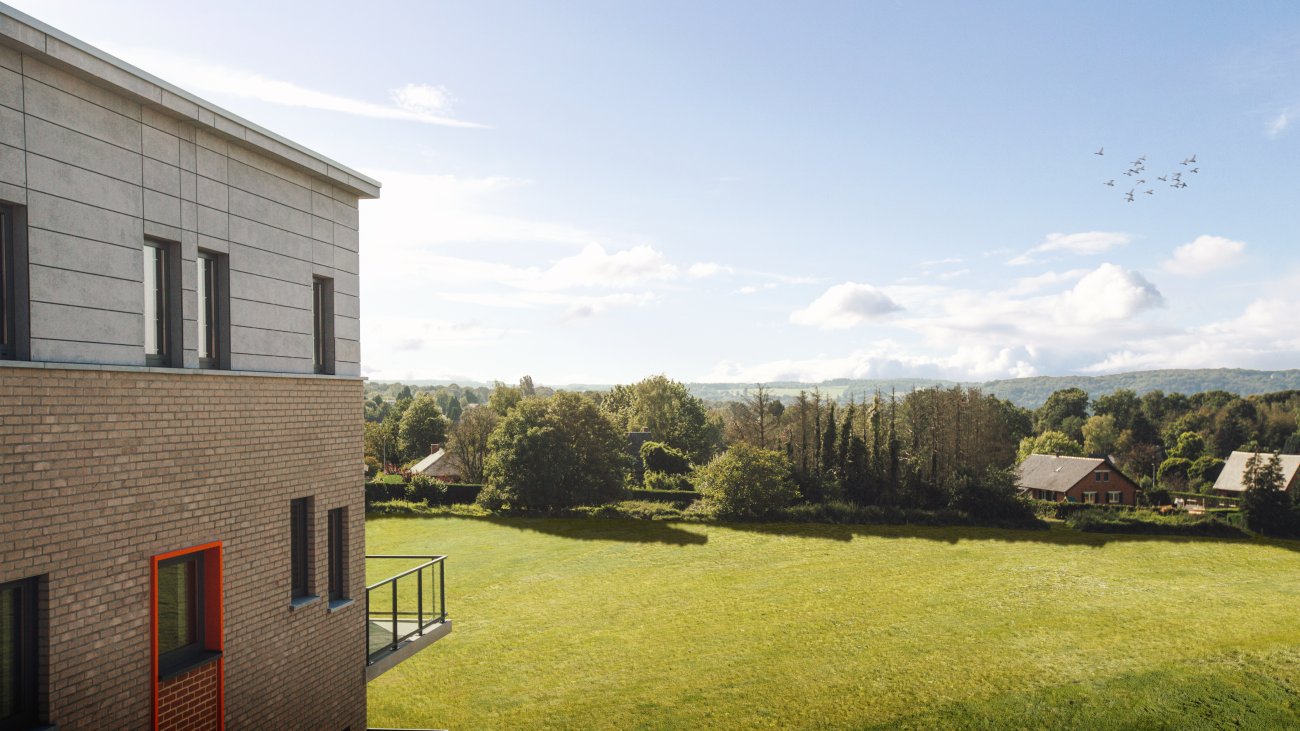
365,554,451,682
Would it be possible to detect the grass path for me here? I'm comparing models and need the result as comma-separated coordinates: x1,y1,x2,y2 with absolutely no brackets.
366,516,1300,729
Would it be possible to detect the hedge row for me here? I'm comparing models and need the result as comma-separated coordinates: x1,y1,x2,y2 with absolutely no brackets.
1065,510,1247,538
626,488,699,504
365,481,484,505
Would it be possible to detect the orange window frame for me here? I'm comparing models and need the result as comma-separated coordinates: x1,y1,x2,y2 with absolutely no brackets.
150,541,223,730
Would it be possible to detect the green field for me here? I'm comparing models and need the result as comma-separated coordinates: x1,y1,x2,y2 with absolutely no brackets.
366,516,1300,729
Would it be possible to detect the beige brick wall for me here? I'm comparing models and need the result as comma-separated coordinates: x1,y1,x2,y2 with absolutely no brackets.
0,364,367,730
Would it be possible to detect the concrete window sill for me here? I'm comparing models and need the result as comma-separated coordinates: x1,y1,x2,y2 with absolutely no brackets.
290,595,321,611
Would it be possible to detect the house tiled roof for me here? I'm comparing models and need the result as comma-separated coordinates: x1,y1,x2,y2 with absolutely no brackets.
1016,454,1109,493
1211,451,1300,493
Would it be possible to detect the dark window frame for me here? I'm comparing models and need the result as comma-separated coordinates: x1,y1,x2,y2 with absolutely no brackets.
312,277,335,375
156,553,206,678
0,577,38,731
143,239,182,368
0,204,29,362
290,498,314,600
327,507,347,602
195,251,230,370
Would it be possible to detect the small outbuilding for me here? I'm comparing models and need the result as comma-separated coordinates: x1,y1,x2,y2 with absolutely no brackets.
411,443,463,482
1210,451,1300,497
1017,454,1139,505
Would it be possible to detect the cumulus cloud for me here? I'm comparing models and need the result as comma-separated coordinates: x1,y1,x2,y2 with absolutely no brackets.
105,46,487,128
1009,231,1133,265
1054,263,1165,324
688,262,734,278
1162,235,1246,276
790,283,903,330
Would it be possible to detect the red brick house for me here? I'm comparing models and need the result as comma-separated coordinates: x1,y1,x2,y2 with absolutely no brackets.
1017,454,1139,505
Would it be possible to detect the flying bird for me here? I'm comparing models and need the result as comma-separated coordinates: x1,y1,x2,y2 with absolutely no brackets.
1188,154,1196,163
1126,190,1135,202
1095,147,1104,156
1145,189,1154,195
1190,167,1199,173
1104,180,1115,186
1157,175,1167,182
1136,179,1146,184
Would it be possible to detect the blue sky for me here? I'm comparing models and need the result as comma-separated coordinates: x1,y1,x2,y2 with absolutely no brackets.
15,1,1300,384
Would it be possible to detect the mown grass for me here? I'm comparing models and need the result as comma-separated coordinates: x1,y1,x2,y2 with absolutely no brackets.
366,516,1300,729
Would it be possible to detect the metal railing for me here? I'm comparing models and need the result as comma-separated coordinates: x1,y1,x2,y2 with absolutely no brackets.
366,554,447,664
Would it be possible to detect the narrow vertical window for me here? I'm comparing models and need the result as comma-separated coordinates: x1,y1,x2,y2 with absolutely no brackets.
196,252,224,369
157,554,205,676
327,508,347,603
290,498,314,601
0,206,10,360
0,577,38,728
312,277,334,375
143,241,169,366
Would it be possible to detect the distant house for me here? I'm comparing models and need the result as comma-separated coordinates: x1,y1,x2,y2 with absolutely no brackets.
1211,451,1300,496
412,443,463,482
1017,454,1139,505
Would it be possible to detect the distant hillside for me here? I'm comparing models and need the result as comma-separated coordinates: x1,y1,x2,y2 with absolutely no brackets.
370,369,1300,410
978,369,1300,408
682,370,1300,408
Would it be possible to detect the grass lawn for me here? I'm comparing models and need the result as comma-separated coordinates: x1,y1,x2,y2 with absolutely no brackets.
366,516,1300,729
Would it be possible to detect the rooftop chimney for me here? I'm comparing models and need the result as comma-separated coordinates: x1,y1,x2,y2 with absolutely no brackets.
430,443,441,455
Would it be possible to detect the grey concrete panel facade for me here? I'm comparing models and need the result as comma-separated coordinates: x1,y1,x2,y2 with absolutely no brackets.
0,7,376,376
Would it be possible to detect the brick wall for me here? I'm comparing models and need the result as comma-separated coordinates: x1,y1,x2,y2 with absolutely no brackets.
0,364,367,730
157,661,220,731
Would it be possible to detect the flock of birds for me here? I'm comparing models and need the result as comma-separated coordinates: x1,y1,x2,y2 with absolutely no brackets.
1094,147,1200,202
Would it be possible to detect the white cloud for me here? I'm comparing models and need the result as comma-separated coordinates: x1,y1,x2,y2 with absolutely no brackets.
1162,235,1246,276
362,169,613,252
1083,290,1300,373
104,47,487,128
1010,231,1133,265
790,282,902,330
705,343,1039,383
688,262,734,278
1267,104,1299,138
1054,263,1165,324
1006,268,1089,296
390,83,453,114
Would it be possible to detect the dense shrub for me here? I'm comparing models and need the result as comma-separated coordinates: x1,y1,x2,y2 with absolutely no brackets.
1065,509,1246,538
627,488,697,504
364,455,381,479
1240,452,1298,537
365,480,407,503
484,392,628,509
640,441,692,475
644,471,694,492
948,467,1038,526
406,474,446,504
694,443,799,519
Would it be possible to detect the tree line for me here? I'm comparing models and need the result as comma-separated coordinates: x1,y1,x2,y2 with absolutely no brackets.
362,376,1300,519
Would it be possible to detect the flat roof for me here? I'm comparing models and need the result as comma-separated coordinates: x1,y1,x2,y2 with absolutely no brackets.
0,3,380,199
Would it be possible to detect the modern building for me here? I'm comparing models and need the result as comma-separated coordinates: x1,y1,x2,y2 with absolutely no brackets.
1211,450,1300,497
1016,453,1139,505
0,5,446,729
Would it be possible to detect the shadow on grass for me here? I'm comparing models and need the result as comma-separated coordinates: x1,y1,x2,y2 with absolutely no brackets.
371,511,709,546
368,508,1300,555
711,518,1300,555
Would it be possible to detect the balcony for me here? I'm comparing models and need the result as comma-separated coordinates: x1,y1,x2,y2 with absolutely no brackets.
366,554,452,681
